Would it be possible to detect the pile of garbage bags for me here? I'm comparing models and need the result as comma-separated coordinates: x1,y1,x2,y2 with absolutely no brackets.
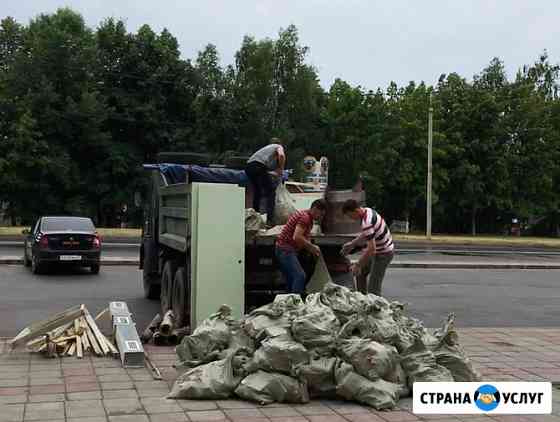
169,283,480,409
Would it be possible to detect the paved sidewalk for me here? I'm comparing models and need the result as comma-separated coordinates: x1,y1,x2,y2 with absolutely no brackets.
1,328,560,422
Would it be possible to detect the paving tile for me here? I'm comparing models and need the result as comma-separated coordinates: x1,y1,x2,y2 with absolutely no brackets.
217,400,257,409
65,399,106,418
185,410,228,421
100,383,134,391
24,402,65,421
92,361,122,369
266,417,308,422
66,376,98,385
307,416,348,422
177,400,218,411
294,405,335,415
0,395,28,405
136,389,169,399
261,407,302,417
67,418,107,422
345,415,387,422
97,375,131,384
65,383,99,393
29,386,65,395
224,408,265,420
63,368,95,377
330,404,371,414
102,398,144,416
93,368,127,376
0,404,25,422
102,390,138,399
148,413,189,422
134,382,168,390
139,397,182,414
378,411,420,422
29,379,63,387
29,372,61,379
66,391,102,401
126,373,152,382
0,380,28,388
108,416,149,422
0,388,28,397
28,394,65,403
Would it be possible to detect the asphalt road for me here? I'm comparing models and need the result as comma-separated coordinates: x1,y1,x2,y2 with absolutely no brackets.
2,242,560,263
0,264,159,338
1,265,559,338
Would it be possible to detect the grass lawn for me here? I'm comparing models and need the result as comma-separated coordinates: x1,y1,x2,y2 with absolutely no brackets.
1,226,558,247
0,226,141,238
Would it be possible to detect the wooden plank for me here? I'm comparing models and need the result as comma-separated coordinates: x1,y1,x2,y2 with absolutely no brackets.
76,336,83,359
10,305,83,347
144,353,162,380
100,333,118,355
81,332,90,352
67,342,76,356
62,343,71,355
83,307,110,355
25,322,74,349
95,308,109,321
86,326,102,356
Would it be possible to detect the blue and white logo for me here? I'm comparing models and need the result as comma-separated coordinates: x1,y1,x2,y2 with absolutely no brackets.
474,384,500,411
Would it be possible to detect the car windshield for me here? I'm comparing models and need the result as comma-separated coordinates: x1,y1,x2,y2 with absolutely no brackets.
42,218,95,232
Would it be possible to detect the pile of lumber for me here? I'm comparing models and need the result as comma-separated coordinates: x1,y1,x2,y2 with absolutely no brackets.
9,304,118,359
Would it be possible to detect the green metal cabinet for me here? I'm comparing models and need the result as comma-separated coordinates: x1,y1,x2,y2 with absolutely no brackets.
190,183,245,328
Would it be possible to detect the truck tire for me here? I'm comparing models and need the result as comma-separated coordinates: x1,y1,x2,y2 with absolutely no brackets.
172,266,190,329
143,270,161,300
160,260,177,313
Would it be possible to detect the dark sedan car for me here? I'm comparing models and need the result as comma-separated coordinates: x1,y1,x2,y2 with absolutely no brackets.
23,216,101,274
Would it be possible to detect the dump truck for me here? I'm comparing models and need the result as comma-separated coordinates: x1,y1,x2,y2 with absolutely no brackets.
139,152,364,330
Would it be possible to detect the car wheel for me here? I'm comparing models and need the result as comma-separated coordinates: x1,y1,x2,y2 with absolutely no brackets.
23,250,31,267
31,256,43,275
90,263,100,274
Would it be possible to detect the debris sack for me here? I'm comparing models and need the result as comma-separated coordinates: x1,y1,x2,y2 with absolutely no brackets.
168,348,251,399
334,361,401,410
235,370,310,405
273,183,298,225
172,283,479,410
291,293,340,353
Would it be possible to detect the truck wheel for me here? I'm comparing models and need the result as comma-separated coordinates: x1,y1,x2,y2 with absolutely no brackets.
160,260,177,313
143,270,161,300
172,266,190,329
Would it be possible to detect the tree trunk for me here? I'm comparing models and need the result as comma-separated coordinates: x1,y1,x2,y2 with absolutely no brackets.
471,206,477,236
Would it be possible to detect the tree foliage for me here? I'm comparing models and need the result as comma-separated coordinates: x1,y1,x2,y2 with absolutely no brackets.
1,9,559,235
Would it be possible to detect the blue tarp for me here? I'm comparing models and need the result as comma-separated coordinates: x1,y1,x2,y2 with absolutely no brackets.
143,163,249,187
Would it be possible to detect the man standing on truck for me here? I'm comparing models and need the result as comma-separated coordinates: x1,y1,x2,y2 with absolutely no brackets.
275,199,327,295
245,139,286,227
340,199,394,296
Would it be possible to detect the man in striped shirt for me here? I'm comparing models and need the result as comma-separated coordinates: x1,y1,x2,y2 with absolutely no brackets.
341,199,394,296
275,199,327,294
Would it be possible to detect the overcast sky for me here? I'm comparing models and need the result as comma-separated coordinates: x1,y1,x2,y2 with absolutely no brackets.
3,1,559,90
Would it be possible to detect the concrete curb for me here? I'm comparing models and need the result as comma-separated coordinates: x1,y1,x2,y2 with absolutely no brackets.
2,256,560,269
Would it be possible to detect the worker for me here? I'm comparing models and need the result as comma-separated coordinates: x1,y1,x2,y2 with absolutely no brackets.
275,199,327,295
245,139,286,227
340,199,394,296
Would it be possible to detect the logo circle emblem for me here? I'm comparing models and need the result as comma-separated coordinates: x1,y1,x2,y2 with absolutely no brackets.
474,384,500,411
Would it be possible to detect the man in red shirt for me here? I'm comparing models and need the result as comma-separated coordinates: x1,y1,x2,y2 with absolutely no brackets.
275,199,327,294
